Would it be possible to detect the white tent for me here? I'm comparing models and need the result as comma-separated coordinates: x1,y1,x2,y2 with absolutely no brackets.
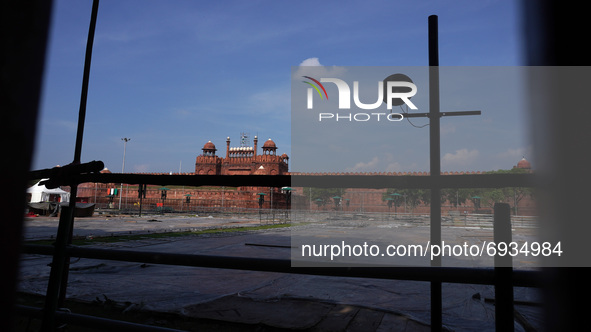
27,179,70,203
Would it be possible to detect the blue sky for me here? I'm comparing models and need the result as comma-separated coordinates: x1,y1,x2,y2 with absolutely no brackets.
33,0,526,174
291,66,529,173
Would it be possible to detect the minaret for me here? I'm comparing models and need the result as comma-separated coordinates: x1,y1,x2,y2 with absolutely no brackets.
253,136,258,157
226,137,230,158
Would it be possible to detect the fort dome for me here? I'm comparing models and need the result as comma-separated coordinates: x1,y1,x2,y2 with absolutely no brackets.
203,141,216,151
262,138,276,149
517,157,531,169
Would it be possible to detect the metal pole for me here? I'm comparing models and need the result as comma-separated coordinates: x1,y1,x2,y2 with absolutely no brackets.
42,1,100,330
138,184,145,217
494,203,514,332
428,14,442,331
24,244,541,287
119,138,130,210
72,2,98,165
41,206,74,331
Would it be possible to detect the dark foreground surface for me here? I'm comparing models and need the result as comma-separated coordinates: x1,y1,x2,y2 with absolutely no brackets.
18,214,542,331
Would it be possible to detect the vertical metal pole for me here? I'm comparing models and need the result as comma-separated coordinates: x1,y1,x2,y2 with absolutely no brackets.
494,203,514,332
428,14,442,331
119,138,130,210
139,185,144,217
42,1,99,330
41,206,74,331
73,0,99,166
270,187,274,222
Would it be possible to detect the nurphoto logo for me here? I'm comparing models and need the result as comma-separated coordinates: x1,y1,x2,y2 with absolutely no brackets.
302,73,417,122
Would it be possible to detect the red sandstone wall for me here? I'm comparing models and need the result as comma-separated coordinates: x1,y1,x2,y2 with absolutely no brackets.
76,181,289,211
73,171,537,215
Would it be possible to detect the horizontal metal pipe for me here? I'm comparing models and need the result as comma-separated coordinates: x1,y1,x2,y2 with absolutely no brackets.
16,305,184,332
23,244,541,287
28,160,104,182
401,110,481,118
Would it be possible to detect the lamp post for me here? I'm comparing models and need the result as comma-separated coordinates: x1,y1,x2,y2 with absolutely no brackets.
159,187,169,213
471,196,481,213
257,193,266,222
314,198,324,211
332,196,341,215
282,187,292,219
403,193,407,214
160,187,169,201
386,197,393,219
184,194,192,212
119,137,130,211
270,187,274,222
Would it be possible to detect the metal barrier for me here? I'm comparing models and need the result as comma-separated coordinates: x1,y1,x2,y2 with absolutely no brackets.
20,171,539,331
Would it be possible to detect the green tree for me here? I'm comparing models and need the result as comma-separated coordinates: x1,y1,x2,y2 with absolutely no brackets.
481,188,506,208
465,168,533,213
304,188,345,210
484,168,533,214
383,188,430,214
381,190,403,209
501,168,532,215
304,188,344,201
441,188,472,208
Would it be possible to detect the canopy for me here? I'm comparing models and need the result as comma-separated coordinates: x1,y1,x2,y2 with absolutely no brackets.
27,179,70,203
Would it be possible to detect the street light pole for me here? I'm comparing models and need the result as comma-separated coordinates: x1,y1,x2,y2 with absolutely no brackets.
119,137,130,210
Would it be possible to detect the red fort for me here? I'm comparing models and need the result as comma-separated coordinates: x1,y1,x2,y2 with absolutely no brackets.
73,135,535,215
195,136,289,176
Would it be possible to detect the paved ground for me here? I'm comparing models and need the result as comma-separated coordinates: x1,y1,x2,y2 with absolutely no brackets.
22,212,263,240
19,214,543,331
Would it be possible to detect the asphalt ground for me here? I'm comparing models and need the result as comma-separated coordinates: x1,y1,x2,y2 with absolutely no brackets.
18,214,543,331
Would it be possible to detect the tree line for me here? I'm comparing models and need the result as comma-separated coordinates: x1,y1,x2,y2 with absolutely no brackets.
303,168,532,214
382,168,532,214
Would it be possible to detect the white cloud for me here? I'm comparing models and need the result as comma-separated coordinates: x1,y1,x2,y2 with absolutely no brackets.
299,57,322,66
346,157,379,172
442,149,479,169
294,57,346,78
493,146,534,169
496,146,531,160
385,162,402,172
